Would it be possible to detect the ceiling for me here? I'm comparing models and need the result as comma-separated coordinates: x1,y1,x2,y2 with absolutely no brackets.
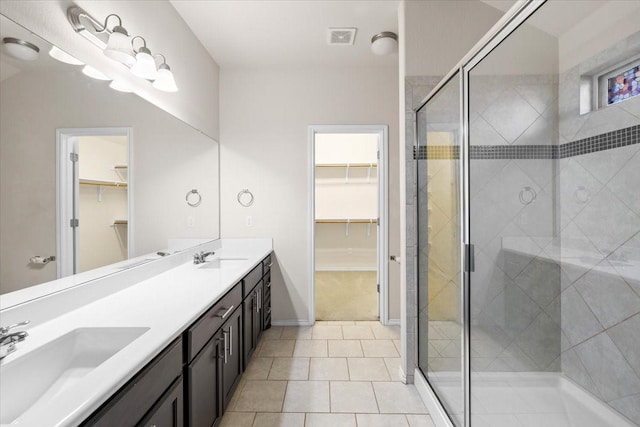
481,0,609,37
170,0,400,68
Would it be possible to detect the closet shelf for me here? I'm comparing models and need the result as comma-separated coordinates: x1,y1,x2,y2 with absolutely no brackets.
80,178,128,188
316,163,377,168
316,218,378,224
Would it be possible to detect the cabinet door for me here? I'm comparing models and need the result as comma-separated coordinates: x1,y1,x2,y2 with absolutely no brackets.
254,283,263,341
187,334,222,427
137,376,184,427
243,294,257,370
221,308,243,410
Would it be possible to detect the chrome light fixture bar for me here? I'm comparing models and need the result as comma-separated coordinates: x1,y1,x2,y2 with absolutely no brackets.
67,6,178,92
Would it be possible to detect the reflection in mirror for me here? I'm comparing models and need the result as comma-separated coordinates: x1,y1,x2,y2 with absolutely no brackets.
0,14,220,297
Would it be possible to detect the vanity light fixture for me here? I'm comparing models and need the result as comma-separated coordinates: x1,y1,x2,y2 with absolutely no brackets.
152,54,178,92
67,6,178,91
130,37,157,81
103,16,136,67
370,31,398,56
81,65,111,81
2,37,40,61
49,46,84,65
109,80,133,93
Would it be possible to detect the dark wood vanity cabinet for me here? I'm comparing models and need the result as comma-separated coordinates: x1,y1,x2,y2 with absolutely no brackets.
138,376,184,427
262,255,272,330
220,307,243,410
81,338,183,427
243,280,263,369
186,330,222,427
185,281,243,427
82,252,273,427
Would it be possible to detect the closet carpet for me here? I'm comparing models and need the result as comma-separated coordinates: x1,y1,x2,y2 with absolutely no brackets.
315,271,378,321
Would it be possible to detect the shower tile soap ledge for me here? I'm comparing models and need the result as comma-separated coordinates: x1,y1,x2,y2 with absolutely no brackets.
0,238,272,427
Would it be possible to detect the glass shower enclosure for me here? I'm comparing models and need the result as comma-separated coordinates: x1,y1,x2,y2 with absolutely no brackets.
416,1,640,426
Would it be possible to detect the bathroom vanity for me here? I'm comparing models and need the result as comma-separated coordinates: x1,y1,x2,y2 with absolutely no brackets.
0,239,273,427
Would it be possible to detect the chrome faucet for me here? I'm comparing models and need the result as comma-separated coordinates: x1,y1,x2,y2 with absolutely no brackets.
0,320,30,359
193,251,215,265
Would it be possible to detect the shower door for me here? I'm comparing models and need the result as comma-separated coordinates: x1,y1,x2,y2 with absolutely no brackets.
416,71,465,426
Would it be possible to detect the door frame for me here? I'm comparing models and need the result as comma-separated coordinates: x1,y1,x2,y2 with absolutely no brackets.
308,124,389,325
56,127,133,278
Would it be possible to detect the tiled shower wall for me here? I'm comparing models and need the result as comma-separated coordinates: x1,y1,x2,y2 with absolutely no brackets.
407,38,640,426
557,33,640,424
468,74,562,373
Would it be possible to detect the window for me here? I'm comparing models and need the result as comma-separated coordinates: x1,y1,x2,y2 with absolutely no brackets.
605,63,640,105
597,58,640,109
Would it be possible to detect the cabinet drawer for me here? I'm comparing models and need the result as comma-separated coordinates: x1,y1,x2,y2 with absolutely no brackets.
137,376,184,427
242,264,262,298
262,254,272,275
186,284,242,361
82,338,182,427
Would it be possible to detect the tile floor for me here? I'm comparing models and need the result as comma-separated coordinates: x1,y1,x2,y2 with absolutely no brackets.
220,321,435,427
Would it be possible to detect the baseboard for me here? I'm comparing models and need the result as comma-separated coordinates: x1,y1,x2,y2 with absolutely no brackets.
387,318,400,326
271,320,313,327
414,369,454,427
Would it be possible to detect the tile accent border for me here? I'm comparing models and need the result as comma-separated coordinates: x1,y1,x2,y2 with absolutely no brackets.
413,124,639,160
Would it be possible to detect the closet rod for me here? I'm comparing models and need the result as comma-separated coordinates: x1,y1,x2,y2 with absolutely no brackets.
315,163,377,168
315,219,377,224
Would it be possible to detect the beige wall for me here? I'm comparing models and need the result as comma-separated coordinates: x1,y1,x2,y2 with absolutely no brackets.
0,69,219,294
315,134,378,271
220,64,400,323
0,0,220,140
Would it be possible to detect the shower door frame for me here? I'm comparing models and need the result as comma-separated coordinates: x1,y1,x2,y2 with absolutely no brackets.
413,1,548,426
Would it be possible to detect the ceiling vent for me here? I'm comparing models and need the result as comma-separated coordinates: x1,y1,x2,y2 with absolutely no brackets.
327,28,357,46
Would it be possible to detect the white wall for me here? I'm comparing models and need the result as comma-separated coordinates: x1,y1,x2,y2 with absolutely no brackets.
220,64,399,323
0,0,220,139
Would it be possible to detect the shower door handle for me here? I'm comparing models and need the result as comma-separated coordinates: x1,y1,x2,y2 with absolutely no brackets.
464,244,475,273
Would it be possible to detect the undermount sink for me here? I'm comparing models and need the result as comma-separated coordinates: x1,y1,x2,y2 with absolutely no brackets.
197,258,248,270
0,327,149,424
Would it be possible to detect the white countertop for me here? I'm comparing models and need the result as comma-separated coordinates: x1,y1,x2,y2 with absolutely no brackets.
0,238,272,427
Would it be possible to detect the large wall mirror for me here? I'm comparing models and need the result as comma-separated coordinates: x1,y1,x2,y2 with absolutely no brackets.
0,14,220,299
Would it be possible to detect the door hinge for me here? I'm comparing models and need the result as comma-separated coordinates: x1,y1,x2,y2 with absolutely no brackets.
377,283,380,293
70,153,79,162
464,244,475,273
377,150,380,160
70,218,79,228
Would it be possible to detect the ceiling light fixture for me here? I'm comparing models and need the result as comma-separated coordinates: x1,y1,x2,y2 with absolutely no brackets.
67,6,177,91
49,46,84,65
2,37,40,61
370,32,398,56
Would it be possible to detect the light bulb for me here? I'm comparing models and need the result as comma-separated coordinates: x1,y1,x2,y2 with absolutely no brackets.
82,65,110,81
130,47,158,80
103,26,135,67
152,64,178,92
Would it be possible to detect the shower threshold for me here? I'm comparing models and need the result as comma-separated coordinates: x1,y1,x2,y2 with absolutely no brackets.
416,370,635,427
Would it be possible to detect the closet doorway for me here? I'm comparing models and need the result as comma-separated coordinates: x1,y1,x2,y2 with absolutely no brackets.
57,128,132,277
309,125,388,324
